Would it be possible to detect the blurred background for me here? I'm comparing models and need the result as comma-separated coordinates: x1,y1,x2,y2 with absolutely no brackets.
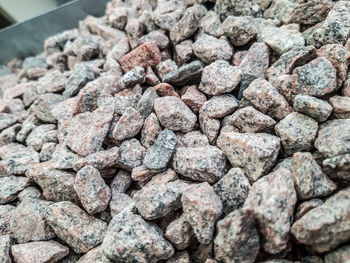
0,0,73,29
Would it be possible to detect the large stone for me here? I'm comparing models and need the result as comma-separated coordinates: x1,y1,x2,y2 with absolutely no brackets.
66,106,113,156
293,94,333,122
214,209,259,263
74,166,111,215
200,60,242,96
101,211,174,262
143,128,177,170
165,214,193,251
9,199,55,243
0,176,29,204
291,187,350,253
244,168,297,254
11,241,69,263
213,168,251,215
275,112,318,156
217,131,280,182
45,201,107,253
172,146,226,184
181,182,222,244
315,119,350,158
291,152,336,200
154,96,197,132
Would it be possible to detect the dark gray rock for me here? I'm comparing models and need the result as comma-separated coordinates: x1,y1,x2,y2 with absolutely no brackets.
63,63,95,98
162,60,203,86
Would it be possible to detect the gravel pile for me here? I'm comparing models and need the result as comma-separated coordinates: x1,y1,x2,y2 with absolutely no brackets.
1,0,350,262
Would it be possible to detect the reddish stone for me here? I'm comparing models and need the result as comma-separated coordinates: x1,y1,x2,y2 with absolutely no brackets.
112,107,143,141
119,42,161,72
141,113,162,149
3,83,32,100
181,85,207,113
154,83,180,98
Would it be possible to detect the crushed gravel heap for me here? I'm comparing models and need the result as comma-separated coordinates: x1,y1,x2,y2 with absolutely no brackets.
1,0,350,262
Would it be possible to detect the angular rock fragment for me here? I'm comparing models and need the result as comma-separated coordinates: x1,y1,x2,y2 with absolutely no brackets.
109,192,134,217
66,106,113,156
141,113,162,148
181,85,207,113
74,166,111,215
202,95,238,118
293,94,332,122
121,66,146,88
154,83,179,98
170,8,200,44
73,146,119,171
102,211,174,262
182,182,222,244
18,186,43,201
325,245,350,263
143,129,177,170
177,130,209,147
193,34,233,64
50,143,81,170
223,106,276,133
26,124,57,151
156,59,178,80
45,201,107,253
200,60,241,95
112,107,143,141
0,235,13,263
214,209,259,263
329,95,350,119
199,109,221,144
119,42,161,72
167,252,192,263
162,60,203,86
199,11,223,37
214,0,262,20
117,139,146,170
173,146,226,184
243,79,293,120
0,113,17,132
135,179,190,220
295,198,323,221
222,16,257,46
217,131,280,182
165,214,193,250
137,87,159,119
31,93,63,123
0,176,29,204
175,40,193,64
275,112,318,156
9,199,55,243
291,152,336,200
291,188,350,253
292,57,337,97
36,70,66,94
322,154,350,184
244,168,297,254
0,205,15,235
213,168,251,215
154,96,197,132
139,30,170,50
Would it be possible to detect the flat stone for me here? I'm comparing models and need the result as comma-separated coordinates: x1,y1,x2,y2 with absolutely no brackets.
329,95,350,119
31,93,63,123
11,241,69,263
291,152,336,200
101,211,174,262
213,168,251,215
293,94,333,122
222,16,257,46
181,182,222,244
292,57,337,97
112,107,143,141
9,199,55,243
73,147,119,171
63,63,95,98
325,244,350,263
193,34,233,64
275,112,318,156
74,166,111,215
137,87,159,119
261,26,304,55
243,79,293,120
291,187,350,253
200,60,241,96
121,66,146,88
154,96,197,132
27,162,78,203
217,131,280,182
202,95,238,118
141,113,162,149
165,214,193,250
117,139,146,170
214,209,259,263
223,106,276,133
0,235,13,263
0,176,29,204
119,42,161,72
45,201,107,253
143,128,177,170
135,179,190,220
173,146,226,184
244,168,297,254
181,85,207,113
162,60,203,86
66,106,113,156
307,1,350,48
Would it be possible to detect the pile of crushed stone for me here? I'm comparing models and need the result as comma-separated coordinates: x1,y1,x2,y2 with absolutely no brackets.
1,0,350,262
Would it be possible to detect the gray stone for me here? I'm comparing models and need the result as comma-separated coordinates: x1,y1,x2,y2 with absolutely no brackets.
222,16,257,46
121,66,146,88
117,139,146,170
31,93,63,123
26,124,57,151
0,235,13,263
36,70,66,94
293,94,333,122
143,129,177,170
0,176,29,204
162,60,203,86
325,244,350,263
322,154,350,184
63,63,95,98
136,87,159,119
165,214,193,250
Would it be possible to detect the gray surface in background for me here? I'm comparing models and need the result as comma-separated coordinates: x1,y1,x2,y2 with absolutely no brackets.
0,0,109,65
